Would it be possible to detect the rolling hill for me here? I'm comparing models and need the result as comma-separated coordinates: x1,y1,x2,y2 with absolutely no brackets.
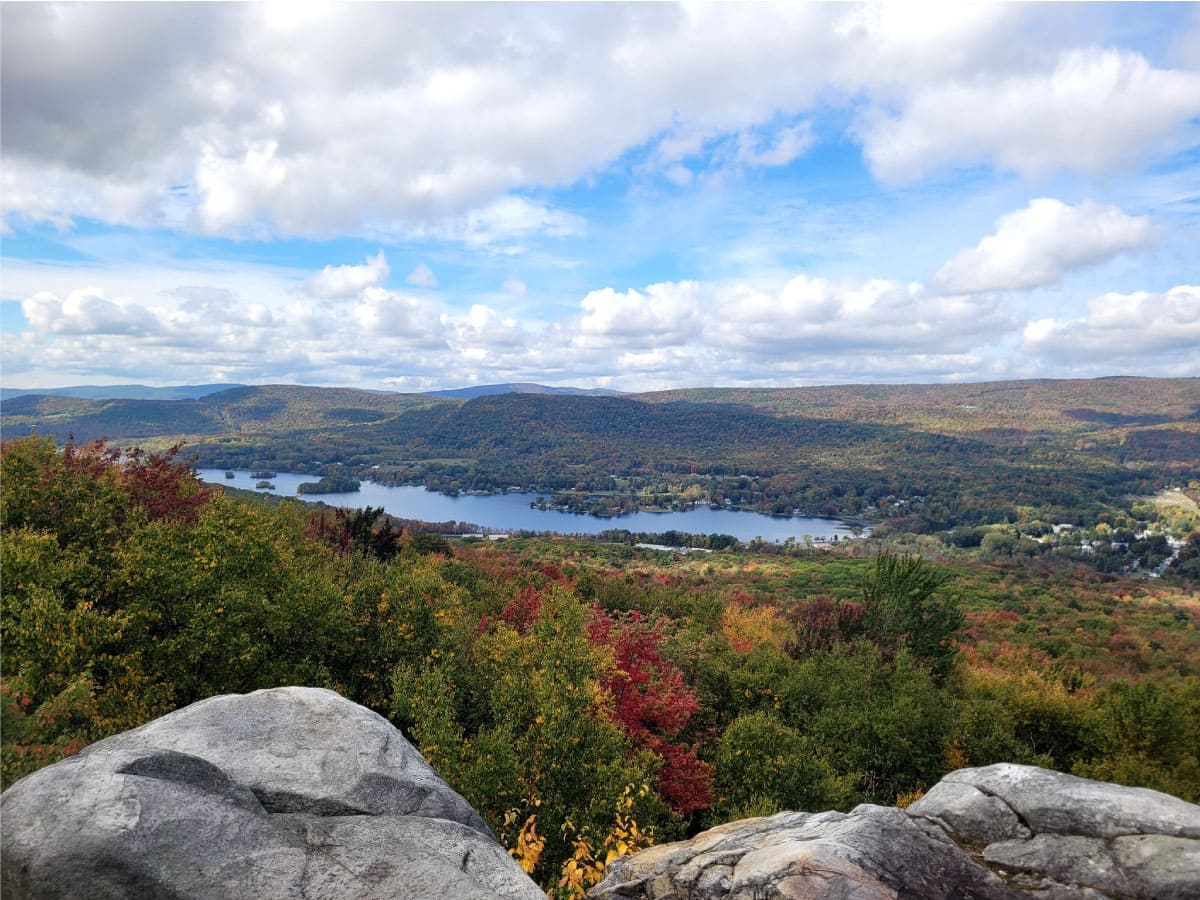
3,378,1196,529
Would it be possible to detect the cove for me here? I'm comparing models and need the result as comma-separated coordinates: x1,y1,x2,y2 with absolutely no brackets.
197,469,865,543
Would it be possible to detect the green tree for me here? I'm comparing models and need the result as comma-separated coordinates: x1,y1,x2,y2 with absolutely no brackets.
710,711,850,823
391,589,671,885
862,551,962,678
780,641,954,803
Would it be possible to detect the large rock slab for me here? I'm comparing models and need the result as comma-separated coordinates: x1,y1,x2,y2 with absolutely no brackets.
919,763,1200,840
1,686,544,900
588,805,1020,900
906,763,1200,899
590,764,1200,899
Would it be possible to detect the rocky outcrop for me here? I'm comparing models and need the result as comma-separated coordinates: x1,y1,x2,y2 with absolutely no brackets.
7,693,1198,900
588,763,1200,900
910,765,1200,900
0,686,544,900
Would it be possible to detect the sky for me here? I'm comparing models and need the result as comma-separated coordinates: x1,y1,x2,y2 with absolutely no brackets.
1,1,1198,393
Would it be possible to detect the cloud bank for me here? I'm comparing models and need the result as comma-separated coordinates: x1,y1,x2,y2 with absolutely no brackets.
4,4,1199,240
9,254,1193,392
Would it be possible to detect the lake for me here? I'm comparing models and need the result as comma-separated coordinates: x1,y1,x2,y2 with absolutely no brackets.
196,469,865,543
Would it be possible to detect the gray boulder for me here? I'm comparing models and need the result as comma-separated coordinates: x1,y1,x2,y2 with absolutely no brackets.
918,763,1200,841
588,763,1200,899
1,686,545,900
910,763,1200,899
588,805,1020,900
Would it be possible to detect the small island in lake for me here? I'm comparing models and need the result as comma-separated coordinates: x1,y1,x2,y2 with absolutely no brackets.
297,474,361,495
249,470,276,479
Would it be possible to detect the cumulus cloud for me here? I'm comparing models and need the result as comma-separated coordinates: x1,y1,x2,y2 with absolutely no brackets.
353,286,445,346
5,259,1195,390
305,251,390,298
170,286,275,328
712,276,1013,354
21,287,160,336
193,141,288,235
3,262,448,388
406,263,438,288
861,48,1200,183
574,282,703,349
5,4,1198,239
511,274,1020,389
934,199,1158,294
1021,285,1200,368
450,304,526,356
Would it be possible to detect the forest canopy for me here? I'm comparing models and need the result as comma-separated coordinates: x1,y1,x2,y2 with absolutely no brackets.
2,435,1198,894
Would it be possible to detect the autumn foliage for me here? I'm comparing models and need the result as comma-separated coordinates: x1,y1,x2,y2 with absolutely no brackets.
3,434,1198,891
588,609,713,815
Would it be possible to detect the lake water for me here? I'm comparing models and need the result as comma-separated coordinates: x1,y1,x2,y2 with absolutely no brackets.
196,469,864,543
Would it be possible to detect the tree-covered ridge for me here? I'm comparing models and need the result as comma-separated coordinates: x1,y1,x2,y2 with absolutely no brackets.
639,377,1200,436
0,384,453,443
3,379,1195,533
3,436,1197,894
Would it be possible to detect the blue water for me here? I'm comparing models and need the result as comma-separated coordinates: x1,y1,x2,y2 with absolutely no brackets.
197,469,864,542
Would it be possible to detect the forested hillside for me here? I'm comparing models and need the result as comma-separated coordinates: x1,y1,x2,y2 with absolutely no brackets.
3,378,1196,531
3,436,1197,894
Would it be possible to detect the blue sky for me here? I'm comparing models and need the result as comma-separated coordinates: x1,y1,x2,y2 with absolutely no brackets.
2,2,1198,392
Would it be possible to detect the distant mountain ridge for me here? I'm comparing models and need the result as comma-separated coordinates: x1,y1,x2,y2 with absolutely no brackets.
425,382,623,398
1,382,619,403
3,377,1196,529
0,384,247,402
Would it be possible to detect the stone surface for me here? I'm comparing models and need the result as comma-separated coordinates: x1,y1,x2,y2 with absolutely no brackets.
589,806,1018,900
8,697,1200,900
932,763,1200,840
1,686,544,900
590,764,1200,900
907,779,1030,843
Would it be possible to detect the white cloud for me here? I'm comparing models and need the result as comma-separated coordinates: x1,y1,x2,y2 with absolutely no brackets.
170,286,275,328
861,48,1200,184
193,141,287,235
644,120,815,186
517,274,1018,389
934,199,1158,294
353,286,445,346
21,287,160,336
1021,285,1200,369
735,123,814,168
2,256,1193,391
450,304,526,354
712,276,1013,354
406,263,438,288
6,4,1196,241
664,164,694,187
460,197,586,249
305,251,390,298
574,282,703,349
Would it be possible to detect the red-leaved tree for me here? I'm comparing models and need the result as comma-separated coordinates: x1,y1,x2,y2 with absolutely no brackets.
587,607,713,815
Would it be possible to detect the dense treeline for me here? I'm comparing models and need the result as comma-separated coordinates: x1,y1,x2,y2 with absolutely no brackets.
192,393,1159,531
3,436,1198,894
6,381,1195,535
